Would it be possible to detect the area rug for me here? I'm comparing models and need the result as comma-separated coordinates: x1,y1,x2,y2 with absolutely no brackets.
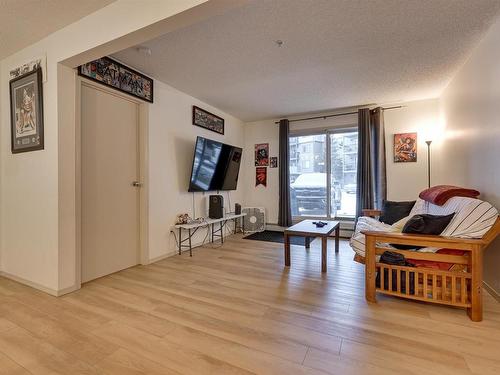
243,230,307,246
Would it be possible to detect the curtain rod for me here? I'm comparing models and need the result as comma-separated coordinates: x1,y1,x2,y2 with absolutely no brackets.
274,105,404,124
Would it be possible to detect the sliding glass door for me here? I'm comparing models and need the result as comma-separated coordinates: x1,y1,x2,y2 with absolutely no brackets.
290,130,358,220
330,131,358,218
290,135,327,217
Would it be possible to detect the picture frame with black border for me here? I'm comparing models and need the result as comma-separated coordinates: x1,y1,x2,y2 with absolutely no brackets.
270,156,278,168
78,56,154,103
192,105,225,135
10,68,44,154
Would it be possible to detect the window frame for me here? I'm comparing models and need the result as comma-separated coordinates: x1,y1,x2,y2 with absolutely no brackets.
289,126,358,222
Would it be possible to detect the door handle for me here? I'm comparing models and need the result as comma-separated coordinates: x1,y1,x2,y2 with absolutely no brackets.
132,181,143,187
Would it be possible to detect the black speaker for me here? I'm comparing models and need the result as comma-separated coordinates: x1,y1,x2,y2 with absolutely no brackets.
235,203,241,215
209,195,224,219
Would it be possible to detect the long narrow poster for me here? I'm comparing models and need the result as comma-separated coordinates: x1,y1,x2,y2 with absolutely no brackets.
256,167,267,187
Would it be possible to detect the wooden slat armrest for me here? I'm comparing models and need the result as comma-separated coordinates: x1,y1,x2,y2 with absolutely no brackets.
362,209,382,217
361,230,484,251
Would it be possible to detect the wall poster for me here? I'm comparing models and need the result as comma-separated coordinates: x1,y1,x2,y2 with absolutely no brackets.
270,156,278,168
192,106,224,135
394,132,417,162
255,143,269,166
78,56,153,103
10,68,44,153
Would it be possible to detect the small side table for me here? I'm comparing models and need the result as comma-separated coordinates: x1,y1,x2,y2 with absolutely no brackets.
284,220,340,272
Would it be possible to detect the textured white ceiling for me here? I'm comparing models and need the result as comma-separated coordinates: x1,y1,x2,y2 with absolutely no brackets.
113,0,500,121
0,0,116,60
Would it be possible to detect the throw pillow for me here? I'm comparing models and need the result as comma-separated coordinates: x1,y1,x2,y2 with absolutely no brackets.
379,200,416,225
392,213,455,250
390,215,411,232
419,185,480,206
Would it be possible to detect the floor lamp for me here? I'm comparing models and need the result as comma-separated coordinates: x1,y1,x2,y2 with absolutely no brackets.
425,140,432,188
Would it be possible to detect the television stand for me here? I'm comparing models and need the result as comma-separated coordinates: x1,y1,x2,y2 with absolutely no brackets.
174,213,246,256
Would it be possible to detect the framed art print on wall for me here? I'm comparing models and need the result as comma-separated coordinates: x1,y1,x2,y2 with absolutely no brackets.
10,68,44,153
78,56,153,103
270,156,278,168
254,143,269,166
394,132,417,162
9,55,47,82
192,106,224,135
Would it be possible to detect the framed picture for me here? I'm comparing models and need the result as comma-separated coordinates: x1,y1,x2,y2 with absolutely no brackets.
78,56,153,103
270,156,278,168
192,106,224,135
10,68,44,153
10,55,47,82
256,167,267,187
394,132,417,162
255,143,269,166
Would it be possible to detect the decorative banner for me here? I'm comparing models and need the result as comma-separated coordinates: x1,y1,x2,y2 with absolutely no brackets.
394,132,417,162
78,56,153,103
270,156,278,168
256,167,267,187
255,143,269,166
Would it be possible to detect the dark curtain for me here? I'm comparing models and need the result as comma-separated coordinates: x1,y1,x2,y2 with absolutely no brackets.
356,107,387,219
278,119,292,227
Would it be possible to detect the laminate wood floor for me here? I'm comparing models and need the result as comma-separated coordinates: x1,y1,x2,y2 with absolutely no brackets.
1,235,499,374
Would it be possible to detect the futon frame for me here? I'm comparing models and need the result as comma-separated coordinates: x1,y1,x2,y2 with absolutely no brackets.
360,209,500,321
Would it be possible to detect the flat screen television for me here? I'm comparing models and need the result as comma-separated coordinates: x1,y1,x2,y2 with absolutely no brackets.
188,136,242,192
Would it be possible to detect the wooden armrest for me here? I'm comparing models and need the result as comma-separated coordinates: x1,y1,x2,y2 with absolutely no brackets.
361,230,484,251
362,209,382,218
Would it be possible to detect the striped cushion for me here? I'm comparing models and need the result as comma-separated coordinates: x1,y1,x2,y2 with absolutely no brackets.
437,197,498,238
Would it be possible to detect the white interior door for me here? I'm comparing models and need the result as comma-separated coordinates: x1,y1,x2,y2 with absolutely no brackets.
81,83,140,283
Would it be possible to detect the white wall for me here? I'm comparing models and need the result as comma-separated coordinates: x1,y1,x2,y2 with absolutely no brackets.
0,0,223,294
242,120,280,223
148,80,245,261
439,16,500,295
243,99,440,225
384,99,441,201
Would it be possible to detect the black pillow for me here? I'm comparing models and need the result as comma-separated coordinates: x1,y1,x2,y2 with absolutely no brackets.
379,200,416,225
392,213,455,250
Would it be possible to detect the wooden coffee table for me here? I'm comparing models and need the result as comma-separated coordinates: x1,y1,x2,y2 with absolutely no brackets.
284,220,340,272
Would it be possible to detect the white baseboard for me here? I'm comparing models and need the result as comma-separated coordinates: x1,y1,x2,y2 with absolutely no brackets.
57,283,81,296
265,223,285,231
483,281,500,302
146,250,177,264
0,270,80,296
